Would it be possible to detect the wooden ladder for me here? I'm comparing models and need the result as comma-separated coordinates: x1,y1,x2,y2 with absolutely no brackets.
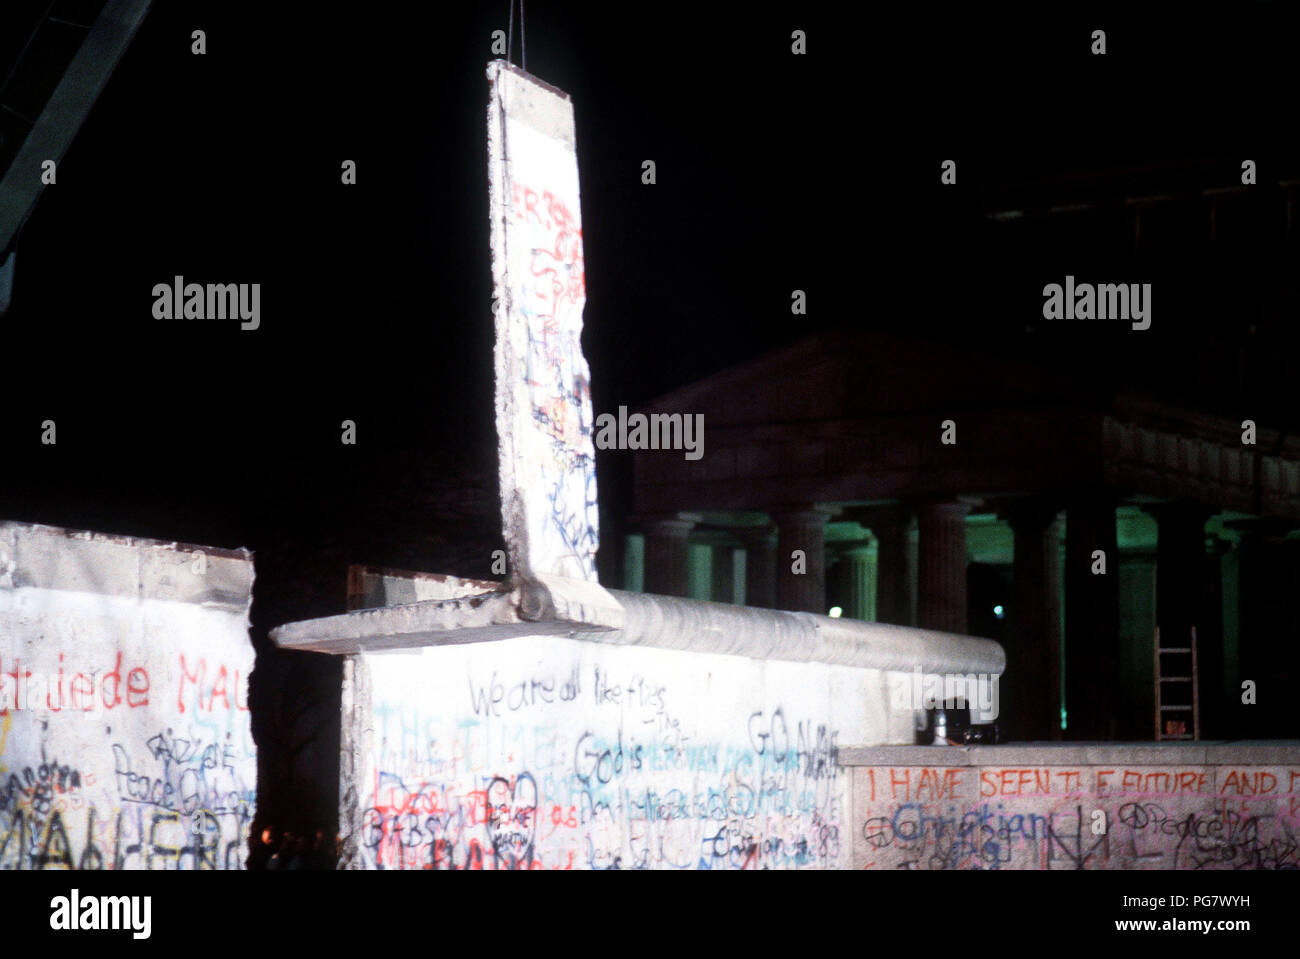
1154,626,1199,740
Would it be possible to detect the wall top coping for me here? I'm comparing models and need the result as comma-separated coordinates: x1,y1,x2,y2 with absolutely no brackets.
0,520,254,610
840,742,1300,767
271,572,1005,675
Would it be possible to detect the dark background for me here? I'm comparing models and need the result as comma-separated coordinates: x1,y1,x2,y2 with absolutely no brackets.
1,1,1298,852
3,3,1299,554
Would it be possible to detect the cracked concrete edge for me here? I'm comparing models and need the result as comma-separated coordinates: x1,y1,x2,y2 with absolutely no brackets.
839,741,1300,766
269,573,1003,678
0,519,253,610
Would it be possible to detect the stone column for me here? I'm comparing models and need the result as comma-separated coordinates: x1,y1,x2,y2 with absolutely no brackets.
1064,494,1120,740
857,506,914,626
640,513,699,598
773,507,836,614
1002,501,1063,741
916,501,972,634
738,525,777,610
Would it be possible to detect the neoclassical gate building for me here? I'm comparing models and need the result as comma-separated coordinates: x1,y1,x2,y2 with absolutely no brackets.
619,329,1300,743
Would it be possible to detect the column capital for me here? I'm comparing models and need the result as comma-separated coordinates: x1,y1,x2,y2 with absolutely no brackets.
914,498,976,520
1064,487,1125,509
688,528,743,548
734,523,777,545
1204,534,1233,557
770,505,840,526
841,503,912,530
1140,501,1214,526
630,513,701,538
833,538,877,560
1223,516,1299,544
998,498,1064,531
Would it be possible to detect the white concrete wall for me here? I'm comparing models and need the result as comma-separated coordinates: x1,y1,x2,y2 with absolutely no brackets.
0,522,256,869
340,635,917,870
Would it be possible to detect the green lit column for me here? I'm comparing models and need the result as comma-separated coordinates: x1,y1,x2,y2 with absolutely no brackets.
687,542,713,601
621,533,645,592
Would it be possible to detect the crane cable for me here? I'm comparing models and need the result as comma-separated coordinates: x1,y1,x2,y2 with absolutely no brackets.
507,0,527,71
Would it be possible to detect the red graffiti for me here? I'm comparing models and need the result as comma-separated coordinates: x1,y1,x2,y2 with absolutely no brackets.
0,652,149,714
177,655,249,713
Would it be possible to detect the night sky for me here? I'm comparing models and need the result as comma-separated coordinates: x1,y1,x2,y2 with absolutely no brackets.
3,2,1298,558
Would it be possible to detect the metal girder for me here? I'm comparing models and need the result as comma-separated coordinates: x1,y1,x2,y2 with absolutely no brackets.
0,0,153,257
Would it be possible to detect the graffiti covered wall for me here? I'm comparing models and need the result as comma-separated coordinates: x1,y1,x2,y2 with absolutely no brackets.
0,522,256,870
340,635,918,870
850,752,1300,870
487,59,598,583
